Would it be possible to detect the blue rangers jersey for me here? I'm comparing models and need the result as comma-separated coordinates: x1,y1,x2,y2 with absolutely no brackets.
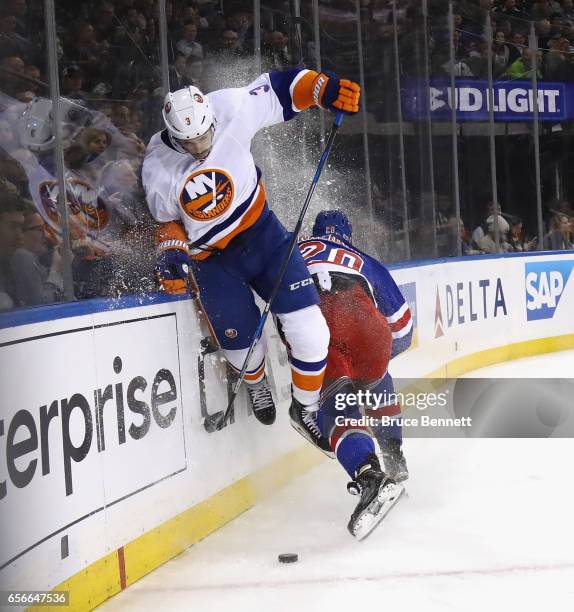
298,234,413,358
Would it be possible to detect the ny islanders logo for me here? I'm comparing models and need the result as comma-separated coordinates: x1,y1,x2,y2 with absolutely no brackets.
179,169,234,222
38,179,110,231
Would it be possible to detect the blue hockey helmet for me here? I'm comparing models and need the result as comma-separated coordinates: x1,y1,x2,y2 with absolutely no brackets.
312,209,352,243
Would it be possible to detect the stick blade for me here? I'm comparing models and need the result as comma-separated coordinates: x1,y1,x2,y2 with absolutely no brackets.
203,411,226,432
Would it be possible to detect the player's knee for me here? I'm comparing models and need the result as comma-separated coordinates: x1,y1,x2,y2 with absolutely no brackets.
277,305,330,361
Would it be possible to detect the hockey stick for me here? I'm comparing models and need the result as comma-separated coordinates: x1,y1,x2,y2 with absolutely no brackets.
205,111,345,432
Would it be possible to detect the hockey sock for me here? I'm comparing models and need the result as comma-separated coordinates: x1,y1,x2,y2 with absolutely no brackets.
335,433,376,479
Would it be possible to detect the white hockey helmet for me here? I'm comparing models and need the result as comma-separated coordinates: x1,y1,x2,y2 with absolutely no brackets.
162,86,214,141
18,97,92,152
19,97,55,152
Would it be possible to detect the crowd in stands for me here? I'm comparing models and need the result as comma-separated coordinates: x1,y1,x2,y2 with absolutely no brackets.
0,0,573,311
427,0,574,80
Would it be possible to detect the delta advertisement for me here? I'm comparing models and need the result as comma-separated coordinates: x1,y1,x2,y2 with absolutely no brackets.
402,79,573,122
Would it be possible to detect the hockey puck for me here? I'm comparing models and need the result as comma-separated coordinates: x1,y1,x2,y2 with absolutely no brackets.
278,553,298,564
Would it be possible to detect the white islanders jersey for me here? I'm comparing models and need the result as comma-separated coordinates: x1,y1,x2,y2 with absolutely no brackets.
142,71,308,259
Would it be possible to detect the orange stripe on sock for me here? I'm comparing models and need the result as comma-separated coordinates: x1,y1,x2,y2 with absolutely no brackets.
291,368,325,392
244,363,265,382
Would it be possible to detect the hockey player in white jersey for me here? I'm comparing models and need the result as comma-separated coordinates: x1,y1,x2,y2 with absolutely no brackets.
142,68,360,427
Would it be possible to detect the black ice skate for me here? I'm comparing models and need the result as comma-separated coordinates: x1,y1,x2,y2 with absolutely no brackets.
381,438,409,482
246,377,276,425
289,397,335,458
347,454,404,541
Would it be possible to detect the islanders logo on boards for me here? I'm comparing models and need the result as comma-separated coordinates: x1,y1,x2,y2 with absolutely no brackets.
179,168,234,222
38,178,110,232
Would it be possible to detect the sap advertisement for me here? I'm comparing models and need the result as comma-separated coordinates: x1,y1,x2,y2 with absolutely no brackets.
402,79,572,122
525,259,574,321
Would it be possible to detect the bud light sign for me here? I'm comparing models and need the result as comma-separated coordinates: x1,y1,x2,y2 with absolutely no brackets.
403,80,570,122
525,260,574,321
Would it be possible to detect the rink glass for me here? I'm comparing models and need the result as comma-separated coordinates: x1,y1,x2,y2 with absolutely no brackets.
0,0,570,313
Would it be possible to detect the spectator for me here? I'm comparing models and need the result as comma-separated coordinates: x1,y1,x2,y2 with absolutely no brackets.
23,63,41,95
176,20,203,61
0,55,26,96
508,31,527,64
492,30,511,76
496,19,514,40
546,212,573,249
508,217,538,251
14,89,34,103
218,28,242,56
0,10,32,60
10,210,63,305
99,158,143,223
184,54,203,86
92,1,116,44
125,7,144,33
64,20,110,84
225,10,253,53
459,0,495,35
5,0,29,39
476,215,512,253
545,36,574,79
169,52,194,89
61,64,89,102
263,30,292,71
563,0,574,22
493,0,530,21
81,127,112,161
0,191,25,309
472,200,503,244
110,103,146,157
452,12,475,47
505,47,544,78
531,1,563,21
66,126,112,181
535,19,553,49
465,39,491,78
458,219,483,255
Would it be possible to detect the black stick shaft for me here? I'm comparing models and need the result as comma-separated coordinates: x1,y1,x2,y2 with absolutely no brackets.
214,112,344,429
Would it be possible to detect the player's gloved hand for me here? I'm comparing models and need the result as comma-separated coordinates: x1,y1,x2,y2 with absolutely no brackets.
314,71,360,114
155,241,191,295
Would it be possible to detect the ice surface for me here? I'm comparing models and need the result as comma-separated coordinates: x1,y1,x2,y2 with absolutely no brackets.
100,351,574,612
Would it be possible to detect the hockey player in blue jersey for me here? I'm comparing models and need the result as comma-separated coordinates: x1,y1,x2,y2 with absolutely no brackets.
297,210,412,539
143,69,360,429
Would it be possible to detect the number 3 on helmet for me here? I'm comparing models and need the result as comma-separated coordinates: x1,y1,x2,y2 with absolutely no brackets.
162,86,214,140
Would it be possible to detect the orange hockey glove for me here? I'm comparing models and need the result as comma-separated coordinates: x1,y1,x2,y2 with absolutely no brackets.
292,70,361,114
155,221,190,295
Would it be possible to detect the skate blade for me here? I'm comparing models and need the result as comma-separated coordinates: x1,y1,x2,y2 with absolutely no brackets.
289,422,335,459
352,482,404,541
